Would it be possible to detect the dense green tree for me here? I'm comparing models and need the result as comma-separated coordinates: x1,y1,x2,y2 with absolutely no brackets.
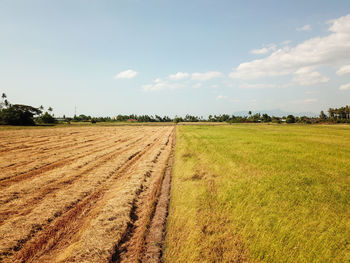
0,104,42,125
38,112,57,124
261,113,272,122
250,113,261,122
286,115,296,124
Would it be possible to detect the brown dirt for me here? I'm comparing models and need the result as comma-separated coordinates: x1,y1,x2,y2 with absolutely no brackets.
0,126,175,263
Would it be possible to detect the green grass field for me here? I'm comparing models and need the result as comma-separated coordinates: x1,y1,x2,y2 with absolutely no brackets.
165,124,350,262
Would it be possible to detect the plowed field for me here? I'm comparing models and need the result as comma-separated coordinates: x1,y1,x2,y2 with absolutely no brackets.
0,126,175,263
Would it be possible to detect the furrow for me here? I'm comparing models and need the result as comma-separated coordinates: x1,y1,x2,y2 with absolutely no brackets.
0,134,148,221
4,128,170,262
0,133,139,186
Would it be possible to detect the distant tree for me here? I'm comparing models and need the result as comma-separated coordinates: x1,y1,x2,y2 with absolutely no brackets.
173,116,182,124
319,111,327,120
261,113,272,122
184,114,200,122
248,111,252,116
271,116,281,124
155,115,162,122
1,93,8,109
286,115,296,124
38,112,57,124
220,114,230,122
251,113,261,122
48,107,53,112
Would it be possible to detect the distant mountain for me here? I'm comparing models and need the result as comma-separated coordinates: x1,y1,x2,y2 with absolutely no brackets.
233,109,317,117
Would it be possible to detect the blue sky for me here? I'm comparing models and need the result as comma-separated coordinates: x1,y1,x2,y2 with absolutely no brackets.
1,0,350,117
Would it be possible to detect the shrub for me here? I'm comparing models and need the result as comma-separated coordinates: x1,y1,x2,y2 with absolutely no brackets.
38,112,57,124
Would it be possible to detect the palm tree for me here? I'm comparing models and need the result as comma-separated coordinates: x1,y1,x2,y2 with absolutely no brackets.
1,93,6,107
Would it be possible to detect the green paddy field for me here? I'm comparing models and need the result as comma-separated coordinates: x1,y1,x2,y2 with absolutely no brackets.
165,124,350,263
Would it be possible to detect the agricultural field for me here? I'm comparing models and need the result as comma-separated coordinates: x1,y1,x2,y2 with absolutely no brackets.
0,126,175,263
1,123,349,263
165,124,350,263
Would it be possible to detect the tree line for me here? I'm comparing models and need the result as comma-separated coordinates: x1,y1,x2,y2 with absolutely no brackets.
1,92,349,125
0,93,56,125
327,106,350,120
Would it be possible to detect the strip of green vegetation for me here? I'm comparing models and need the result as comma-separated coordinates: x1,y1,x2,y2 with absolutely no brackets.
0,122,175,130
165,124,350,262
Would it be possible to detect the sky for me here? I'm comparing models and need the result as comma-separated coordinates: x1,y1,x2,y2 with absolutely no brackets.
1,0,350,117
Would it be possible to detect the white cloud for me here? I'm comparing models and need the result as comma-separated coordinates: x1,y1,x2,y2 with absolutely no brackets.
336,65,350,76
250,44,276,55
192,83,202,89
142,79,184,91
297,24,312,31
169,72,190,80
229,14,350,80
239,83,278,89
114,69,138,79
339,83,350,90
293,67,329,86
192,71,224,81
216,95,228,100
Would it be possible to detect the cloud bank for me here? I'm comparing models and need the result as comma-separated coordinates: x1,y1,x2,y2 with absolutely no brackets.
230,14,350,81
141,14,350,95
250,44,277,55
169,72,190,80
336,65,350,76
